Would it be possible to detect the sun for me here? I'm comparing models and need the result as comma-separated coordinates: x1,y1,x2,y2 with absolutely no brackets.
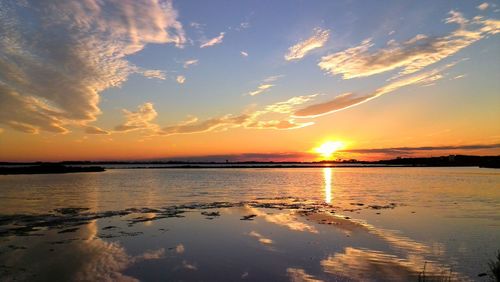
314,141,345,159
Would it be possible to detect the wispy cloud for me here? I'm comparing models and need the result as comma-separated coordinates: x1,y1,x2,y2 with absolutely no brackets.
160,143,500,162
176,75,186,84
342,143,500,155
157,94,317,136
285,28,330,61
183,59,198,69
318,11,499,79
114,103,160,133
248,84,274,96
190,22,204,29
264,94,319,114
295,65,450,118
200,32,225,48
161,114,248,135
477,2,490,10
247,75,283,96
85,125,110,135
452,74,467,80
141,70,167,80
0,0,185,134
237,21,250,31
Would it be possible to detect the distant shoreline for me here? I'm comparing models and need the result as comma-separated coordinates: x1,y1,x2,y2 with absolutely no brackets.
104,164,497,169
0,165,105,175
0,155,498,174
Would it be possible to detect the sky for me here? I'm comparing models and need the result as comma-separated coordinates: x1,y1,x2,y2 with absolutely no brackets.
0,0,499,162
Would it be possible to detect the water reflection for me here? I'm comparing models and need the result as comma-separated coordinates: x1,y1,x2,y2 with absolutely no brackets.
321,247,458,281
323,168,332,204
0,201,471,281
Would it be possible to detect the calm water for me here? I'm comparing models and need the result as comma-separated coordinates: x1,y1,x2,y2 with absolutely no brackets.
0,167,499,281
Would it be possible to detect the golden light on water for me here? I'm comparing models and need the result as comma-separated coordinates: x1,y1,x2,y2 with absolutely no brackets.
324,167,332,204
314,141,345,159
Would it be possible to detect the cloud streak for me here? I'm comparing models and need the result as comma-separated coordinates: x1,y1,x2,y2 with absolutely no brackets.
156,94,317,136
0,0,185,134
294,65,448,118
183,59,198,68
200,32,225,48
285,28,330,61
247,75,283,96
318,11,499,79
342,143,500,154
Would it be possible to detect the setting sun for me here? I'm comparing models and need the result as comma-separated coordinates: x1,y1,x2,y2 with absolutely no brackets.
314,141,345,159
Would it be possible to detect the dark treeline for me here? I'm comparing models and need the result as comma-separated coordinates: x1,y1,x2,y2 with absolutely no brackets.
1,155,499,168
372,155,500,168
0,164,105,175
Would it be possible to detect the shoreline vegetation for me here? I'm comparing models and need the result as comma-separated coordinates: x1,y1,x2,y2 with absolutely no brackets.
0,164,105,175
0,155,499,171
0,155,498,174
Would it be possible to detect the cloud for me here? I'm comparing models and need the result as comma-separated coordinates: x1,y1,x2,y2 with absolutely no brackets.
160,114,249,135
245,119,314,130
285,28,330,61
85,125,110,135
264,94,318,114
238,22,250,30
114,102,160,132
176,75,186,84
247,75,283,96
162,152,310,162
294,66,448,118
452,74,466,80
162,143,500,161
240,51,249,57
200,32,225,48
341,143,500,155
248,84,274,96
477,2,490,10
141,69,167,80
0,87,69,134
158,94,316,136
183,59,198,68
190,22,204,29
109,94,315,137
318,11,499,79
0,0,185,134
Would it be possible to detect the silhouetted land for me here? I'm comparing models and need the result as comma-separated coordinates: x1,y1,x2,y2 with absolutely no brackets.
371,155,500,168
1,155,498,170
0,164,105,175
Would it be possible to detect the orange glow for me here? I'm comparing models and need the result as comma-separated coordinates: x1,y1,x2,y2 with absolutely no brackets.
314,141,345,159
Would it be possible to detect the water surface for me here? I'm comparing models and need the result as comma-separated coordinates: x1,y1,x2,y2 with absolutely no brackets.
0,167,499,281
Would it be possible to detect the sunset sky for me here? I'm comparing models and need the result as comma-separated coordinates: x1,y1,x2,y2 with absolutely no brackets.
0,0,499,162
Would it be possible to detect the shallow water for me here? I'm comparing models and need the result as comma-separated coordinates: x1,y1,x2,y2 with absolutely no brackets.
0,167,499,281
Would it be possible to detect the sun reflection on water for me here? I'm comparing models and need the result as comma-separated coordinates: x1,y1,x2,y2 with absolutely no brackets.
323,167,332,204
